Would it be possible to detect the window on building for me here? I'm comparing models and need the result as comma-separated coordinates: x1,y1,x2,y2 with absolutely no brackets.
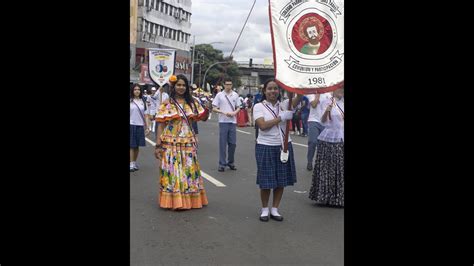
169,6,173,16
145,0,149,7
151,0,155,10
165,4,168,14
137,18,143,33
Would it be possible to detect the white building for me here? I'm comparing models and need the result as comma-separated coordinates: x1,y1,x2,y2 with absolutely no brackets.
131,0,193,83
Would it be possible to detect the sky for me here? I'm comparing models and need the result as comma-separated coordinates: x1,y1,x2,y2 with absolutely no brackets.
190,0,273,65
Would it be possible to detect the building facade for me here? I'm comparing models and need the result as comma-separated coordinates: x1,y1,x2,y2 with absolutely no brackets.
131,0,193,84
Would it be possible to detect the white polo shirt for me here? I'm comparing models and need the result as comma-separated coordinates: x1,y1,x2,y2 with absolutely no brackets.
307,93,332,123
130,99,146,126
212,90,240,123
318,97,344,143
253,99,293,146
154,91,169,112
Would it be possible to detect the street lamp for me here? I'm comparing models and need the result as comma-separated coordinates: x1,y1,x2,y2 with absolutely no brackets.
198,54,205,86
190,38,223,85
202,61,229,89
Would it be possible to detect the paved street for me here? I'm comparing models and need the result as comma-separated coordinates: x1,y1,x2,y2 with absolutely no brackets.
130,115,344,266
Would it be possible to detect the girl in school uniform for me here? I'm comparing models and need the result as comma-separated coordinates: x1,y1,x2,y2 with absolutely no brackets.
253,79,302,222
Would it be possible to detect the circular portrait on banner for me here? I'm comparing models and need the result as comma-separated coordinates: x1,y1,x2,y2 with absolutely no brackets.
291,13,333,56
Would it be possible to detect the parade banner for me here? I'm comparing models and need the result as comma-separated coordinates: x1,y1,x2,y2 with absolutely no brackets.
269,0,344,94
148,49,176,87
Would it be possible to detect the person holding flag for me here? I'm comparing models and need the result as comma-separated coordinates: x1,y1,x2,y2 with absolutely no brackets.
268,0,344,207
253,79,302,222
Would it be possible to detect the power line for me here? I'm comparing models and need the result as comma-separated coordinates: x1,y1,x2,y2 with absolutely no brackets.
229,0,256,59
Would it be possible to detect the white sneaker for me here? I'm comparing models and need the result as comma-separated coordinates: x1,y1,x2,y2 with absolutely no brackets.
132,162,139,170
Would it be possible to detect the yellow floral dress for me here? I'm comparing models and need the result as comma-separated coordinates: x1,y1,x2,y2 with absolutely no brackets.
155,99,208,209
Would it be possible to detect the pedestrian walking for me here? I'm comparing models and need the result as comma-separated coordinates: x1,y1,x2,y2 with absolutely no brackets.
305,92,332,171
244,94,254,126
300,95,310,137
211,78,241,172
130,83,150,172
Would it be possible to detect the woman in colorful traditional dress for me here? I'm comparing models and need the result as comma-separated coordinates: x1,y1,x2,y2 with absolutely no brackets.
154,74,209,210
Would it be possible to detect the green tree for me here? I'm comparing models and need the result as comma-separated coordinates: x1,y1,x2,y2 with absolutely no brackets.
192,44,242,90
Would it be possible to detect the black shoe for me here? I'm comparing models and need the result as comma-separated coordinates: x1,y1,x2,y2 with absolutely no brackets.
270,214,284,221
307,163,313,171
218,167,225,172
259,215,269,222
228,164,237,170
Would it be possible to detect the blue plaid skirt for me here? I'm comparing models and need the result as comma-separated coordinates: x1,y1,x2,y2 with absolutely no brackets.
255,143,297,189
130,124,146,148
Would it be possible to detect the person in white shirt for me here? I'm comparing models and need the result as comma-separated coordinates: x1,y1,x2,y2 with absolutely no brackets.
145,87,157,132
305,92,333,171
212,79,241,172
130,84,150,172
253,79,302,222
308,87,344,207
244,94,254,126
153,85,170,132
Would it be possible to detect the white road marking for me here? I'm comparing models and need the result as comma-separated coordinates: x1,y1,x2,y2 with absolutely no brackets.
201,171,226,187
237,129,251,135
293,190,307,194
145,138,227,187
145,138,156,146
291,142,308,148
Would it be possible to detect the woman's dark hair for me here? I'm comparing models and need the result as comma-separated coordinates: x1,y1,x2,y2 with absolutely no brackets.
261,78,281,102
170,74,198,114
130,83,144,102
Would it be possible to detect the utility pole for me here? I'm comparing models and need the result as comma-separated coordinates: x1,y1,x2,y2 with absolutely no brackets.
190,35,196,85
